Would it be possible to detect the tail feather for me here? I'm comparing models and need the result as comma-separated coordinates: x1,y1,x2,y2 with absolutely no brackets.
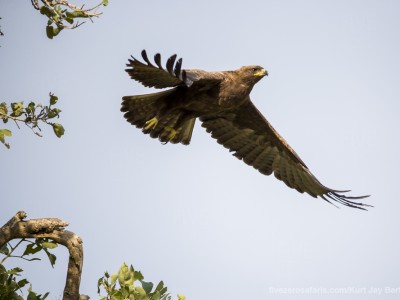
121,89,173,127
121,88,196,145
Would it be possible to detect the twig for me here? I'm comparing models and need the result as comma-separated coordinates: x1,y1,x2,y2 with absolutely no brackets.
0,111,28,123
0,238,26,264
55,0,103,17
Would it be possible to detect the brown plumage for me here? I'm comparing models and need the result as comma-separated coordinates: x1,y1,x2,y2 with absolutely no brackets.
121,50,371,210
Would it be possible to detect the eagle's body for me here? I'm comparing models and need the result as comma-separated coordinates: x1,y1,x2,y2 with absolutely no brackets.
122,50,370,210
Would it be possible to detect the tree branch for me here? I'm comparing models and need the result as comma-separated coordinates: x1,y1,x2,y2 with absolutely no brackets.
0,211,85,300
0,17,3,36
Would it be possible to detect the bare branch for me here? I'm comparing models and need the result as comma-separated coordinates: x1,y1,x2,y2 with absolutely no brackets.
0,211,84,300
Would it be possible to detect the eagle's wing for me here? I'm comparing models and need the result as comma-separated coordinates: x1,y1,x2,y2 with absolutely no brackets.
200,99,371,210
126,50,223,89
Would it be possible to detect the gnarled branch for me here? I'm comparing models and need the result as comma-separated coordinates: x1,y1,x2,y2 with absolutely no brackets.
0,211,85,300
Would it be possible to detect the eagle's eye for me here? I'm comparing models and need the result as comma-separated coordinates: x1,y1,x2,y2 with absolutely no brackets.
252,67,259,72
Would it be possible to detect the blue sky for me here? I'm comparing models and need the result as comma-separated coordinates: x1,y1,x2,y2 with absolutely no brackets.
1,1,399,299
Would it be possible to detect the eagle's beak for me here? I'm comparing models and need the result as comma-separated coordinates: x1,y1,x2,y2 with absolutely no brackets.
254,68,268,77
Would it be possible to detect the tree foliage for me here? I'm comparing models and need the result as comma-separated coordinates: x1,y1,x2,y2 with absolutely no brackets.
1,1,187,299
1,239,185,300
31,0,109,39
0,238,58,300
0,93,64,149
98,263,185,300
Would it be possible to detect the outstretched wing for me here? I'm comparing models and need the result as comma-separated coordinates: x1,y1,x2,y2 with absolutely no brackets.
200,99,371,210
125,50,224,89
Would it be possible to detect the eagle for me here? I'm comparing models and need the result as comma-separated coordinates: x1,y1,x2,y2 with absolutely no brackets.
121,50,371,210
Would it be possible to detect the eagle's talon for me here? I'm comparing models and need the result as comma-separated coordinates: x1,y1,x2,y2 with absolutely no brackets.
164,126,177,141
144,117,158,130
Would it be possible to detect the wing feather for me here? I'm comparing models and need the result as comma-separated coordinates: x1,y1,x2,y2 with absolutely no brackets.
154,53,163,69
174,58,183,78
200,99,371,210
125,50,224,89
166,54,177,75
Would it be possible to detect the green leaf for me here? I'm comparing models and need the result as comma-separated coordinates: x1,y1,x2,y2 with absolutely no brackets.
46,26,54,39
46,25,62,39
135,286,147,297
0,263,7,273
159,287,168,296
45,252,57,268
10,102,23,117
7,267,23,275
111,292,123,300
141,280,153,294
41,242,58,249
177,294,186,300
53,27,61,37
118,263,134,286
49,94,58,105
25,102,34,114
111,272,118,286
0,129,12,149
66,11,88,18
27,290,40,300
23,243,42,256
0,102,8,115
17,279,29,288
103,0,109,6
97,277,104,294
134,270,144,281
52,123,65,138
0,129,11,137
40,6,55,17
11,102,23,111
155,281,164,292
151,290,161,300
0,244,10,255
47,108,61,119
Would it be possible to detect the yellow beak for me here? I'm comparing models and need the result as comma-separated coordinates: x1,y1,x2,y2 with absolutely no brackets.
254,68,268,77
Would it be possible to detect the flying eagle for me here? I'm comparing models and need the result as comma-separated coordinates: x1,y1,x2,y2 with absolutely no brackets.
121,50,370,210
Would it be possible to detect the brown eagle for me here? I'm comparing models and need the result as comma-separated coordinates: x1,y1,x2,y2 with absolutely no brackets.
121,50,370,210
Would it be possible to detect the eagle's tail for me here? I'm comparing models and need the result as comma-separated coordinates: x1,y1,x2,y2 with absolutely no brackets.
121,88,196,145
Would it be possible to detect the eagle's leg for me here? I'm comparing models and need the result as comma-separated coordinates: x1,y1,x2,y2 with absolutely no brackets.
144,117,158,130
161,126,177,144
165,126,177,140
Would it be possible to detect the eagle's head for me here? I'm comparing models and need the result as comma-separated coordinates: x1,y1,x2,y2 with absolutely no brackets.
239,65,268,85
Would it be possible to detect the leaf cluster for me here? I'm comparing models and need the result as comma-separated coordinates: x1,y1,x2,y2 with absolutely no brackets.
98,263,186,300
0,264,49,300
31,0,109,39
20,238,58,268
1,238,58,270
0,238,58,300
0,264,29,300
0,93,64,149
